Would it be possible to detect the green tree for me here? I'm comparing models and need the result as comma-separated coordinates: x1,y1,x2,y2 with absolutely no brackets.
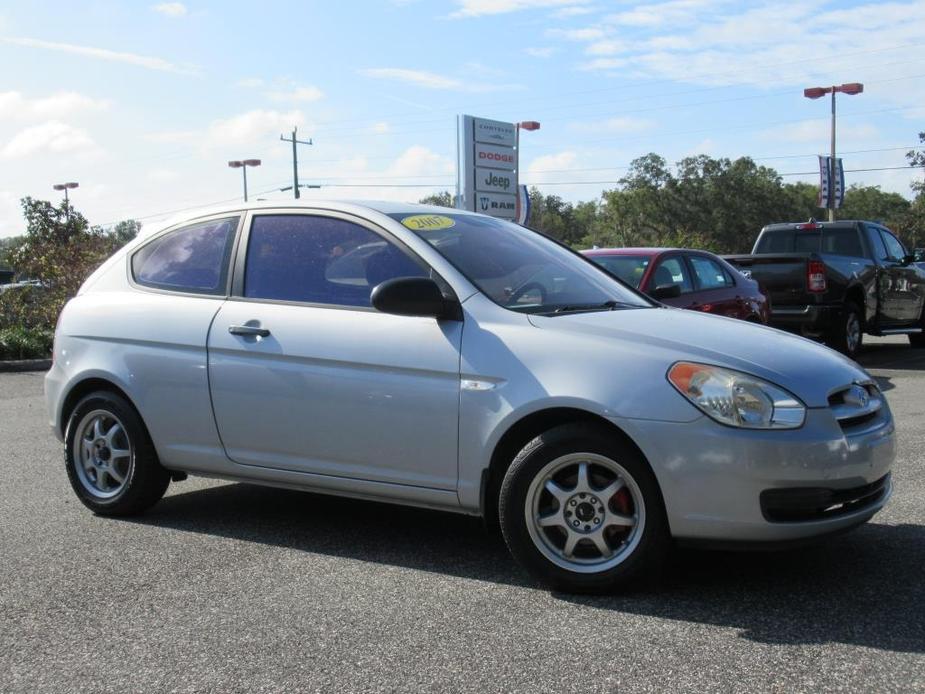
0,198,125,334
107,219,142,246
418,191,454,208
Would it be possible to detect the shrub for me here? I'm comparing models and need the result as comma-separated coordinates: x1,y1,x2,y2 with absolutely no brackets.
0,326,54,360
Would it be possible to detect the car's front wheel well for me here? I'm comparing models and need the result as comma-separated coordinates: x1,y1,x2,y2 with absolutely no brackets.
481,408,654,525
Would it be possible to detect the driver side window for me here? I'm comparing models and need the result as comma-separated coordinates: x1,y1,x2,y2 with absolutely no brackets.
879,228,907,262
650,256,693,294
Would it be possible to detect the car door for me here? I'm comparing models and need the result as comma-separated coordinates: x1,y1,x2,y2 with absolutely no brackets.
874,225,924,325
207,210,463,490
687,253,741,318
645,254,697,309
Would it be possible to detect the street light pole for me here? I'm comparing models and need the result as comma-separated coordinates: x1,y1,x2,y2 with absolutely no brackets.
52,182,79,220
228,159,261,202
804,82,863,222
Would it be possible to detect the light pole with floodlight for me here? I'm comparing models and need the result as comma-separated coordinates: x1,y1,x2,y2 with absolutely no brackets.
228,159,261,202
803,82,863,221
52,181,79,221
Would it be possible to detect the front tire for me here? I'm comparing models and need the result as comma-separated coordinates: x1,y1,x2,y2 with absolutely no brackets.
64,391,170,516
826,302,863,358
498,423,669,593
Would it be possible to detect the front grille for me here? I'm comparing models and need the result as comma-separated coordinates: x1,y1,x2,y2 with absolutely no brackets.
828,382,884,432
760,474,890,523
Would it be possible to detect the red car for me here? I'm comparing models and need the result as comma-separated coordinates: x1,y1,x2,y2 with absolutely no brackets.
583,247,770,323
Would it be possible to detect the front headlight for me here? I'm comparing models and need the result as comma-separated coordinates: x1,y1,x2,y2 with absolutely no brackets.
667,362,805,429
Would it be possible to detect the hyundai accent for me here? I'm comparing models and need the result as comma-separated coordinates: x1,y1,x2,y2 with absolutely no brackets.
45,201,895,592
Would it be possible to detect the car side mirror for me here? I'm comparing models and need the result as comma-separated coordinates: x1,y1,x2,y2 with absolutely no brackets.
649,283,682,300
901,253,916,266
371,277,461,320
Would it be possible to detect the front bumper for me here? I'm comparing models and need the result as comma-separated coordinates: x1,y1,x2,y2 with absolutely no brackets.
615,403,895,543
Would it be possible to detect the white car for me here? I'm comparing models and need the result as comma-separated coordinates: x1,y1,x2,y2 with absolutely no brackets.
45,201,894,592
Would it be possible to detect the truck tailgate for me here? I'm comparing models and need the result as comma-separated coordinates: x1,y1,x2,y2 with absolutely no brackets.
725,253,814,307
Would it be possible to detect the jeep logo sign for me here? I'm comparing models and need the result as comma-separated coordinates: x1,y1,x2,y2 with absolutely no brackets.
457,115,518,220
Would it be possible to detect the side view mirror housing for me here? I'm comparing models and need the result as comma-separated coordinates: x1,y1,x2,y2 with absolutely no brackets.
371,277,461,320
649,283,682,300
901,253,916,266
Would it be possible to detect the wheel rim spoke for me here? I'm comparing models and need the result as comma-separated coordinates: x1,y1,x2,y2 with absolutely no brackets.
563,532,580,557
537,513,563,528
73,409,133,499
575,462,590,492
607,513,636,528
544,479,568,504
527,452,646,573
590,531,612,558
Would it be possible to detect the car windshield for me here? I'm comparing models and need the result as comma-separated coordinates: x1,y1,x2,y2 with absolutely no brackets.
390,212,651,314
586,254,651,288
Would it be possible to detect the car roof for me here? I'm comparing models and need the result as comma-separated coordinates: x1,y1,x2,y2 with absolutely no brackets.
139,200,480,239
582,247,681,256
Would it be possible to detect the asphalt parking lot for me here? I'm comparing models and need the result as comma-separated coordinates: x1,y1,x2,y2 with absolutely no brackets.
1,336,923,693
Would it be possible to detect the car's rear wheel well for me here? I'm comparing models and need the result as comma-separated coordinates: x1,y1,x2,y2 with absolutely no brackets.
845,286,866,325
61,378,139,439
481,408,655,525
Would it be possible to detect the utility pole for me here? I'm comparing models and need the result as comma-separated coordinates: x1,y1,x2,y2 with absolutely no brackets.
280,126,312,199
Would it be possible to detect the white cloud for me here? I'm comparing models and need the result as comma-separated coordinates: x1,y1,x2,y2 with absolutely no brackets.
205,109,305,146
524,46,556,58
360,68,461,90
370,122,390,134
569,116,654,134
152,2,188,17
266,85,325,102
1,121,97,159
386,145,455,177
759,121,880,145
451,0,590,18
236,77,264,88
578,57,628,71
549,27,606,41
359,67,521,92
1,36,199,75
585,39,627,55
0,91,109,121
550,5,596,18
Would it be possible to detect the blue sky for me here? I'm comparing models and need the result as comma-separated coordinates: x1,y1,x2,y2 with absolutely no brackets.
0,0,923,236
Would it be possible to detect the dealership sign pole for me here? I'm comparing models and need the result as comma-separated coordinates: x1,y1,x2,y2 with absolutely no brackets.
456,115,518,219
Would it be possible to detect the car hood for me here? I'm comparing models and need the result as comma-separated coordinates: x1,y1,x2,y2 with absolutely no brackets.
527,307,869,408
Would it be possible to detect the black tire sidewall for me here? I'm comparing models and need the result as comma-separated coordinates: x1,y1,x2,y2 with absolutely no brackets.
498,423,668,593
829,302,863,358
64,391,168,516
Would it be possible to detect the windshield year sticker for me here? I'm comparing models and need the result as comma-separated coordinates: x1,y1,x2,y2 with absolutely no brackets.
401,214,456,232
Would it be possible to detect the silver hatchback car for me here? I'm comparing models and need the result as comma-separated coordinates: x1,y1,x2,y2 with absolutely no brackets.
45,201,895,592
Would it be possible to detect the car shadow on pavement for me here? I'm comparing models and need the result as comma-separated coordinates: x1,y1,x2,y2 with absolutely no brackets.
134,482,925,654
858,342,925,373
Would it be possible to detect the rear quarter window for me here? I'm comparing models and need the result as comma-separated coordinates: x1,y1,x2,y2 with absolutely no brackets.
132,217,238,294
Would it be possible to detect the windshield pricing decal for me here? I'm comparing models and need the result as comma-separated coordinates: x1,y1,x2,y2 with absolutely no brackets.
401,214,456,232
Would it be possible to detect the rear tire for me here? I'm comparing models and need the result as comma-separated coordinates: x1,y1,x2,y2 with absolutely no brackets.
826,302,863,359
64,391,170,516
498,422,669,593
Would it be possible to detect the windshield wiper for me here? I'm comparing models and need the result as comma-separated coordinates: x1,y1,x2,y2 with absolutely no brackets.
546,300,638,315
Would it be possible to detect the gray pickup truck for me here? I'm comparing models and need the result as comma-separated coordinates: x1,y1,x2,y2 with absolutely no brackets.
725,220,925,358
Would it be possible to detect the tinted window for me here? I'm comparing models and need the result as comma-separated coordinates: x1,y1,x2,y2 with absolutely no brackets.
880,229,907,261
390,213,650,314
867,227,888,260
651,256,693,293
756,230,795,253
793,232,821,253
244,215,426,307
132,217,237,294
590,255,650,288
821,228,864,257
689,255,733,290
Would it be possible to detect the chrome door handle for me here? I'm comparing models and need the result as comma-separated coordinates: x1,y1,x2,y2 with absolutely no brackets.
228,324,270,337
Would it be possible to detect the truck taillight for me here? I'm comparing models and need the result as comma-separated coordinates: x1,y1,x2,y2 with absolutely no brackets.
807,260,826,293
